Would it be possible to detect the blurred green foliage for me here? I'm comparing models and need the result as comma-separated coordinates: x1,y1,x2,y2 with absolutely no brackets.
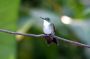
17,0,88,59
0,0,20,59
0,0,89,59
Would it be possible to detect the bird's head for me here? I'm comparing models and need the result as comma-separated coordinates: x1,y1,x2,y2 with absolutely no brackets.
40,17,50,22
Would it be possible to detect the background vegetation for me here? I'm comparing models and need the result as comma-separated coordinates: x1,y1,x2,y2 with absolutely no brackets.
0,0,90,59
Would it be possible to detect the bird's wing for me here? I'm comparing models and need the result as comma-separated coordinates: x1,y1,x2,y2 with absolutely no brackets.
50,23,55,35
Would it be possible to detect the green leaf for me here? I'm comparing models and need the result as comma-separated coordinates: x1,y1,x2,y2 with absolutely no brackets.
0,0,20,59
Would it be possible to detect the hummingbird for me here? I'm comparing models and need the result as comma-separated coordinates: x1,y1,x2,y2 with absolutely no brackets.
40,17,58,45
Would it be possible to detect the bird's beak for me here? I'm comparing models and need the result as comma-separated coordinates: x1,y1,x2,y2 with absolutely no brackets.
40,17,45,20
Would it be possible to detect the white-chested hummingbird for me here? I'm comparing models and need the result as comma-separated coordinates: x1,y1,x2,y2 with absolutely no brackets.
40,17,58,45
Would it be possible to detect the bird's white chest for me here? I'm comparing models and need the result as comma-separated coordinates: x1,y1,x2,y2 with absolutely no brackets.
43,20,52,34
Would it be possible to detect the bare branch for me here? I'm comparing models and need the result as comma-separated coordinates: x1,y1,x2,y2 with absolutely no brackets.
54,36,90,48
0,29,44,37
0,29,90,48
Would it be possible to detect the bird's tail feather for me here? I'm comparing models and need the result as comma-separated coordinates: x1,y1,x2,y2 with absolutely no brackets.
44,36,52,44
52,37,58,44
44,36,58,45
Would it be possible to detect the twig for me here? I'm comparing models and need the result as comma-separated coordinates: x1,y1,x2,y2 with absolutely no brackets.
54,36,90,48
0,29,44,37
0,29,90,48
